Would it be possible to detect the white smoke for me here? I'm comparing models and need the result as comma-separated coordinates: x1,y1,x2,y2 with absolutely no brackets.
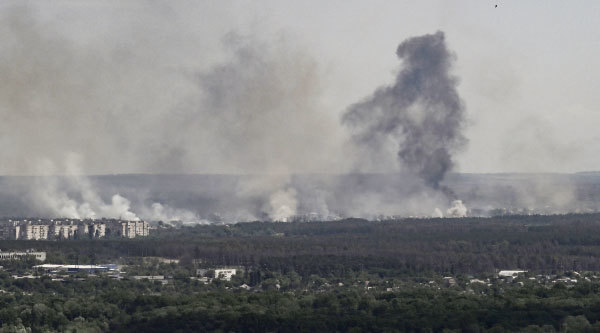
33,154,140,220
37,184,140,221
145,202,205,225
104,195,139,221
265,187,298,222
446,200,468,217
432,200,467,218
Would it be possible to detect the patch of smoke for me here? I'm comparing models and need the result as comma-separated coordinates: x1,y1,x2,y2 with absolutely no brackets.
446,200,468,217
31,154,139,221
0,4,192,175
0,5,345,221
434,200,467,218
194,34,343,221
30,154,210,223
343,31,468,214
0,4,473,220
233,175,298,222
266,188,297,222
326,174,448,218
480,175,579,215
0,5,341,174
517,176,577,213
144,203,208,226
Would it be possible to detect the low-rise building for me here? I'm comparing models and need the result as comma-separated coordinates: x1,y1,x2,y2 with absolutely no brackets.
132,276,168,284
0,250,46,261
33,264,110,273
214,268,237,281
498,270,527,277
443,276,457,287
144,257,179,265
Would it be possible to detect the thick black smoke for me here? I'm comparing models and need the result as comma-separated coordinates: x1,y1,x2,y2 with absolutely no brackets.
343,31,466,196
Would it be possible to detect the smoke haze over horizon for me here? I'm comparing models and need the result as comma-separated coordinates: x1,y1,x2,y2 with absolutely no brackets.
0,1,599,221
2,2,600,175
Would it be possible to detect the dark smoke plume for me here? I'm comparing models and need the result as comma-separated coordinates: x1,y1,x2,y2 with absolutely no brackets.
343,31,466,196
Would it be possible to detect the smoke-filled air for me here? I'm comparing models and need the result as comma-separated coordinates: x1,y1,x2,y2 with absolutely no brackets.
0,2,596,223
343,31,467,215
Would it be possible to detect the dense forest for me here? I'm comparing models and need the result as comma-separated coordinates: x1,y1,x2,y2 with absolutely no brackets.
5,213,600,275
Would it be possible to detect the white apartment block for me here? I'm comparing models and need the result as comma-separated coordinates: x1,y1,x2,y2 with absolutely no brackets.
24,225,49,240
91,223,106,238
119,221,150,238
51,225,79,239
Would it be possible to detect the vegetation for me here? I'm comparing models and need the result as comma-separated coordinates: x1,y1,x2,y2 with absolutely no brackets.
0,271,598,331
1,213,600,331
6,213,600,274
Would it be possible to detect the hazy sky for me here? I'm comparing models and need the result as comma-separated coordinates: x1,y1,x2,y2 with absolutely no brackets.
2,1,599,174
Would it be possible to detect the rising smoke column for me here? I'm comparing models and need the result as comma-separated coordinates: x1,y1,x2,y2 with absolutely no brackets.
31,154,141,221
194,35,335,222
343,31,467,199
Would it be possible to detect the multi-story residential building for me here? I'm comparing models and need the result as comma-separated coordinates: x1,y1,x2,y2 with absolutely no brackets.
51,224,79,240
114,221,150,238
91,223,106,238
23,224,49,240
0,219,149,240
0,220,21,240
